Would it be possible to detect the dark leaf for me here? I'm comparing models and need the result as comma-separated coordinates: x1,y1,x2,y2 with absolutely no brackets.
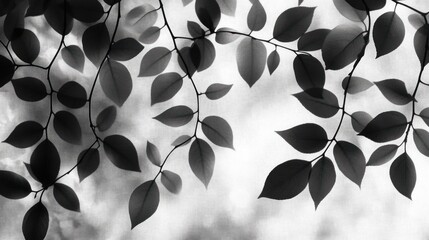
139,47,172,77
0,0,13,16
104,0,120,5
100,59,133,106
267,50,280,75
359,111,407,142
69,0,104,23
0,170,31,199
414,24,429,66
216,0,236,16
333,141,366,186
195,0,221,32
154,106,194,127
139,26,161,44
53,183,80,212
293,54,325,90
236,38,267,87
0,56,14,88
12,77,47,102
247,0,267,31
374,79,413,105
350,111,372,132
61,45,85,72
96,105,117,132
4,121,44,148
146,141,161,167
373,12,405,58
276,123,328,153
259,160,311,199
77,148,100,182
24,163,38,181
390,153,416,199
178,47,197,77
333,0,367,22
201,116,234,149
161,170,182,194
192,39,216,72
151,72,183,105
110,38,144,61
273,7,315,42
126,4,158,32
187,21,205,38
82,23,110,66
57,81,87,108
189,138,215,188
293,88,340,118
298,29,331,51
4,2,25,40
419,108,429,127
413,128,429,157
11,29,40,63
30,140,60,186
53,111,82,145
342,76,373,94
205,83,232,100
103,135,141,172
215,27,239,44
129,181,159,228
345,0,386,11
309,157,336,209
367,144,398,166
22,202,49,240
171,135,192,146
44,0,73,35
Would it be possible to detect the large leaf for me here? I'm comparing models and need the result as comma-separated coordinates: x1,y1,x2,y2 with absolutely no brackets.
30,140,60,186
333,0,366,22
276,123,328,153
82,23,110,66
154,106,194,127
345,0,386,11
100,59,133,106
129,181,159,228
293,88,339,118
342,76,373,94
161,170,182,194
373,12,405,58
267,50,280,75
236,38,267,87
110,38,144,61
205,83,232,100
247,0,266,31
413,128,429,157
12,77,47,102
293,54,325,90
139,47,172,77
44,0,73,35
367,144,398,166
69,0,104,23
374,79,413,105
146,141,161,167
103,135,141,172
359,111,408,142
0,170,31,199
96,105,117,132
297,29,331,51
11,29,40,63
126,4,158,32
22,202,49,240
189,138,215,188
333,141,366,186
350,111,372,132
309,157,336,209
414,24,429,66
77,148,100,182
57,81,87,108
53,183,80,212
259,160,311,199
273,7,315,42
390,153,416,199
322,24,365,70
195,0,221,32
53,111,82,145
0,56,14,88
201,116,234,149
61,45,85,72
4,121,44,148
216,0,236,16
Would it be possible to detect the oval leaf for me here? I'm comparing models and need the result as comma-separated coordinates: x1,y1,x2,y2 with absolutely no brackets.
53,111,82,145
139,47,172,77
154,105,194,127
342,76,373,94
100,59,133,106
146,141,161,167
22,202,49,240
373,12,405,58
293,88,340,118
359,111,408,142
57,81,87,108
4,121,44,148
215,27,239,44
96,105,117,132
205,83,232,100
129,181,159,228
201,116,234,149
189,138,215,188
61,45,85,72
103,135,141,172
0,170,31,199
110,38,144,61
195,0,221,32
11,29,40,63
53,183,80,212
293,54,325,90
413,128,429,157
390,153,416,199
414,24,429,66
374,79,413,105
178,47,197,77
126,4,158,32
247,0,266,31
273,7,315,42
151,72,183,106
44,0,73,35
298,29,331,51
419,108,429,127
77,148,100,182
192,38,216,72
187,21,205,38
267,50,280,75
367,144,398,166
30,139,60,186
236,38,267,87
277,123,328,153
82,23,110,66
333,141,366,186
309,157,336,209
139,26,161,44
12,77,47,102
161,170,182,194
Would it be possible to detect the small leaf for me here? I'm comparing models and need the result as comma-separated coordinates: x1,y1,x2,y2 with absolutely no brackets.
359,111,408,142
333,141,366,186
146,141,161,167
82,23,110,66
277,123,328,153
192,39,216,72
53,183,80,212
139,47,172,77
293,88,340,118
126,4,158,32
104,135,141,172
12,77,47,102
413,24,429,66
236,38,267,87
216,0,236,16
11,29,40,63
139,26,161,44
30,140,60,186
57,81,87,109
195,0,221,32
189,138,215,188
77,148,100,182
22,202,49,240
129,181,159,228
374,79,413,105
205,83,232,100
267,50,280,75
61,45,85,72
4,121,44,148
172,135,192,146
201,116,234,149
419,108,429,127
345,0,386,11
53,111,82,145
0,170,31,199
215,27,239,44
259,160,311,199
413,128,429,157
367,144,398,166
309,157,336,209
110,38,144,61
409,13,425,30
247,0,267,31
390,153,416,199
187,21,205,38
182,0,193,6
96,105,117,132
350,111,372,132
333,0,367,22
69,0,104,23
298,29,331,51
273,7,315,42
342,76,373,94
44,0,73,35
100,59,133,106
154,106,194,127
373,12,405,58
293,54,325,90
161,170,182,194
0,56,14,88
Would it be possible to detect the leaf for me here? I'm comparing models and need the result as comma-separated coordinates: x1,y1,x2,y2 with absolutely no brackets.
409,13,425,30
12,77,47,102
342,76,373,94
22,202,49,240
30,140,60,186
69,0,104,23
414,24,429,67
110,38,144,61
293,88,339,118
57,81,87,108
171,135,192,146
273,7,315,42
182,0,193,6
0,170,31,199
96,105,117,132
322,24,365,70
293,54,325,90
259,160,311,200
161,170,182,194
139,47,172,77
82,23,110,66
24,163,38,182
44,0,73,35
333,0,367,22
191,39,216,72
189,138,215,188
4,2,25,40
11,29,40,63
154,106,194,127
146,141,161,167
187,21,205,38
247,0,266,31
350,111,372,132
4,121,44,148
420,108,429,127
374,79,413,105
100,59,133,106
195,0,221,32
373,12,405,58
309,157,336,209
178,47,197,77
126,4,158,32
277,123,328,153
216,0,236,16
390,153,416,199
345,0,386,11
333,141,366,186
359,111,407,142
367,144,398,166
236,38,267,87
53,111,82,145
298,29,331,51
201,116,234,149
139,27,161,44
0,55,14,88
215,27,239,44
151,73,183,106
267,50,280,75
103,135,141,172
53,183,80,212
77,148,100,182
61,45,85,72
129,181,159,228
205,83,232,100
413,128,429,157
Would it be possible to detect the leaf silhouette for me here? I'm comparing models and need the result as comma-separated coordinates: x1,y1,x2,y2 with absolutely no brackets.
273,7,315,42
61,45,85,72
22,202,49,240
100,59,133,106
57,81,87,109
374,79,413,105
236,38,267,87
178,47,197,77
69,0,104,23
413,128,429,157
191,39,216,72
333,141,366,186
247,0,266,31
4,2,25,40
53,183,80,212
4,121,44,148
345,0,386,11
171,135,192,146
350,111,372,132
298,29,331,51
309,157,336,209
11,29,40,63
12,77,47,102
342,76,373,94
139,47,172,77
367,144,398,166
201,116,234,149
293,54,325,90
276,123,328,153
44,0,73,35
53,111,82,145
96,105,117,132
215,27,239,44
104,135,141,172
146,141,162,167
187,21,205,38
0,170,31,199
333,0,366,22
293,88,340,118
0,56,14,88
77,148,100,182
414,24,429,67
390,153,416,199
126,4,158,32
205,83,232,100
216,0,236,16
419,108,429,127
129,181,159,228
195,0,221,32
139,26,161,44
30,140,60,186
189,138,215,188
359,111,407,142
259,160,311,200
154,105,194,127
267,50,280,75
110,38,144,61
373,12,405,58
161,170,182,194
82,23,110,66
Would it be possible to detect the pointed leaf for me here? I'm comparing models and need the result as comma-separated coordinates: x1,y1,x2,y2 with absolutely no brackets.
100,59,133,106
0,56,14,88
236,38,267,87
342,76,373,94
104,135,141,172
44,0,73,35
293,88,339,118
192,39,216,72
53,111,82,145
178,47,197,77
139,47,172,77
333,141,366,186
30,140,60,186
22,202,49,240
333,0,367,22
367,144,398,166
390,153,416,199
277,123,328,153
154,106,194,127
61,45,85,72
126,4,158,32
373,12,405,58
419,108,429,127
77,148,100,182
350,111,372,132
57,81,87,108
247,0,266,31
96,105,117,132
0,170,31,199
216,0,236,16
298,29,331,51
146,141,161,167
139,26,161,44
82,23,110,66
4,121,44,148
215,27,239,44
374,79,413,105
110,38,144,61
12,77,46,102
273,7,315,42
309,157,336,209
129,181,159,228
53,183,80,212
171,135,192,146
161,170,182,194
359,111,407,142
267,50,280,75
195,0,221,32
293,54,325,90
189,138,215,188
201,116,234,149
187,21,205,38
11,29,40,63
413,128,429,157
414,24,429,66
205,83,232,100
